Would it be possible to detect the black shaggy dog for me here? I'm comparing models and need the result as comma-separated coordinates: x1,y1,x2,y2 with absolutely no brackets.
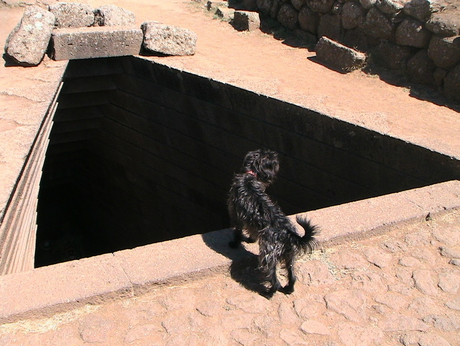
227,149,318,298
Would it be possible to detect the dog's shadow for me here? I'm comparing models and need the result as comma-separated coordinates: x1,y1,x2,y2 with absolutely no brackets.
201,229,267,296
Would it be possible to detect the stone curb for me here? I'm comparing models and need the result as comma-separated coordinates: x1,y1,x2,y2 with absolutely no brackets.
0,180,459,324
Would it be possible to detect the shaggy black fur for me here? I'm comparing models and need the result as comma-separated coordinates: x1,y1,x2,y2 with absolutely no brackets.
227,149,318,298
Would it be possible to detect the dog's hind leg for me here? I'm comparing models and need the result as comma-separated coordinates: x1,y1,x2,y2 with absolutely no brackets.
279,257,296,294
259,257,282,298
229,228,243,248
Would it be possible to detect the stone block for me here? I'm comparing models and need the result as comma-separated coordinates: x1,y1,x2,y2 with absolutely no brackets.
309,0,335,13
428,35,460,69
141,22,197,56
277,4,299,31
444,63,460,102
406,49,435,85
94,5,136,26
4,6,55,66
48,2,94,28
371,41,413,70
49,26,143,61
341,1,366,30
318,14,342,42
376,0,405,15
232,11,260,31
396,18,431,48
298,6,319,34
363,7,394,40
315,36,367,72
426,12,460,37
403,0,432,22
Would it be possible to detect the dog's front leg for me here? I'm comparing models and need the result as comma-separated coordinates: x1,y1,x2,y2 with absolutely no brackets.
229,228,243,248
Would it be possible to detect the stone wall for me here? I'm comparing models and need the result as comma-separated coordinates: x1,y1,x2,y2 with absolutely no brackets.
34,56,460,266
236,0,460,101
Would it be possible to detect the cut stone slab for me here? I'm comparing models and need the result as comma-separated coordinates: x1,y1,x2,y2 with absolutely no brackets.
4,5,56,66
48,2,95,28
141,22,197,56
94,4,136,26
315,36,367,72
49,26,143,61
232,10,260,31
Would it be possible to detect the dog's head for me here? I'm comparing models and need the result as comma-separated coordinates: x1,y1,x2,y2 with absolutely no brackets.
241,149,279,185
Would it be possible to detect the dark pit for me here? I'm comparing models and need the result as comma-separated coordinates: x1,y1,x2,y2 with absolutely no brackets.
34,56,460,267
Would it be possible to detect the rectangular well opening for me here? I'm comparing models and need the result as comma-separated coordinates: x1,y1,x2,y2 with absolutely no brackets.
35,56,460,267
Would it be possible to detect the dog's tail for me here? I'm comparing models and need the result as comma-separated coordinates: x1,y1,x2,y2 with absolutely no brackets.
293,215,319,254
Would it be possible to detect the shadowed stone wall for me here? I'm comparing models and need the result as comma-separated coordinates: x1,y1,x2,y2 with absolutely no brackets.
35,56,460,267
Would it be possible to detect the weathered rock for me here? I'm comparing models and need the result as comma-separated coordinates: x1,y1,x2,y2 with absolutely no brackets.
403,0,432,22
242,0,258,11
376,0,405,15
316,37,367,72
446,296,460,310
298,260,335,285
375,291,409,310
215,7,235,21
400,332,452,346
426,13,460,37
359,0,377,10
438,270,460,293
341,1,366,30
363,7,394,40
423,314,460,332
364,246,393,268
48,2,94,28
337,322,384,346
399,255,422,267
372,41,413,70
141,22,197,56
300,320,331,335
256,0,273,16
318,14,342,41
406,49,436,85
379,314,429,332
94,5,136,27
79,314,115,343
451,258,460,266
440,246,460,258
396,18,431,48
433,67,447,86
291,0,306,11
308,0,335,13
269,0,283,19
298,6,319,34
342,28,368,52
50,26,143,60
277,4,299,30
324,289,367,322
4,5,56,66
444,63,460,101
412,269,438,295
428,35,460,69
232,11,260,31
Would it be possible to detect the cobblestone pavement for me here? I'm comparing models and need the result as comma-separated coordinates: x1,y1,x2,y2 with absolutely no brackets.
1,209,459,346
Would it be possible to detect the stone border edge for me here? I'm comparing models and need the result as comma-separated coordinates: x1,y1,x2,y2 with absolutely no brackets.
0,180,459,324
